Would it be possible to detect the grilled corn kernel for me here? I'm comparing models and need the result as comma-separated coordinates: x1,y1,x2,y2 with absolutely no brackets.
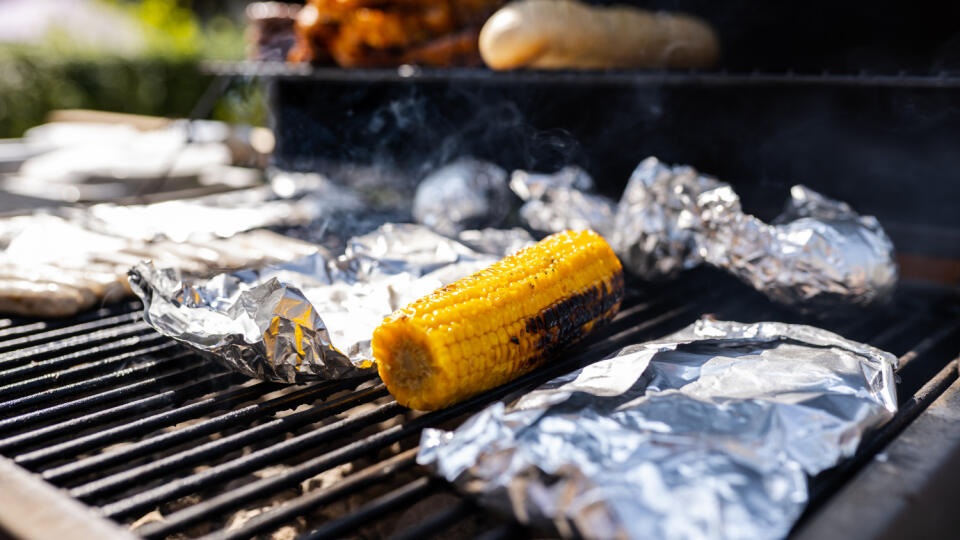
372,229,624,410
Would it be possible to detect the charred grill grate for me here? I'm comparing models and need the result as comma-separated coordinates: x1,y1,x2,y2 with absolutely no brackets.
0,270,958,539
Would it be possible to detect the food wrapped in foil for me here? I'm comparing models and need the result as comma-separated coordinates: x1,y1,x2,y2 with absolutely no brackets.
606,157,896,308
419,319,898,540
610,158,726,278
510,166,617,237
413,158,512,237
71,172,363,243
699,184,897,308
129,224,534,383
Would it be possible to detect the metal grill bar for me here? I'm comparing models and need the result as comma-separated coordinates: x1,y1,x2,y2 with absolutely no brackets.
0,368,234,454
84,384,396,508
386,499,475,540
201,450,420,540
0,345,187,416
37,376,372,482
17,380,276,470
0,310,142,353
856,315,926,351
0,302,140,341
0,319,151,364
300,477,438,540
0,334,173,398
894,317,960,372
0,332,168,386
475,523,525,540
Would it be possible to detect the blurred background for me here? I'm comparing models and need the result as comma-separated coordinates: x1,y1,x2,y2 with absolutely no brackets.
0,0,282,212
0,0,260,138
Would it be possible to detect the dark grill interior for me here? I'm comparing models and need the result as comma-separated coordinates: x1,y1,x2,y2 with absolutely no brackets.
0,270,957,539
248,65,960,260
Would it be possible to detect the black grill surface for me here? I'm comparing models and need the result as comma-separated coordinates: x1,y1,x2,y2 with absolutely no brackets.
0,270,958,539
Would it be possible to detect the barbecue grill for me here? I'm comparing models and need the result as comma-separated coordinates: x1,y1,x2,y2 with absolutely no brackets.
0,268,957,539
3,1,960,537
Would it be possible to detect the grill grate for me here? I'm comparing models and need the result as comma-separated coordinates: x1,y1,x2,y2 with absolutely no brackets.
0,270,958,539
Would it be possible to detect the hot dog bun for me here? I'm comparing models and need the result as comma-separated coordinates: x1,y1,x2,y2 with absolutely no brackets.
479,0,719,70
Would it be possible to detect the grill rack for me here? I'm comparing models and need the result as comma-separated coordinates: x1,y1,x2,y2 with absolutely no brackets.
0,270,958,539
205,61,960,88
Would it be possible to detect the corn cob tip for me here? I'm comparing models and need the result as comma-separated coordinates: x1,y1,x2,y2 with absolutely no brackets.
373,320,446,410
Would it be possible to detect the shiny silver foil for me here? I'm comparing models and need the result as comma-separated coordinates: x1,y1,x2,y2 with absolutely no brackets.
606,157,896,308
71,172,364,243
419,319,898,540
510,166,617,237
413,158,512,237
610,157,725,278
129,224,533,383
699,184,897,308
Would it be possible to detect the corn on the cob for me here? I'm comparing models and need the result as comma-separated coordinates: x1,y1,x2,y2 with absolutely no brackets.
372,229,624,410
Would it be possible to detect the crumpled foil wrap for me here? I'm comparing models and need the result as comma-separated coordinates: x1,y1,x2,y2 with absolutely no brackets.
129,224,534,383
413,158,512,237
419,319,898,540
610,158,724,278
525,156,897,309
699,184,898,308
510,166,617,238
61,171,364,243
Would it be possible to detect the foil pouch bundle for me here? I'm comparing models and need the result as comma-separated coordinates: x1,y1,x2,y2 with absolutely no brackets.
419,319,898,540
412,158,512,237
129,224,534,383
509,166,617,238
512,157,897,309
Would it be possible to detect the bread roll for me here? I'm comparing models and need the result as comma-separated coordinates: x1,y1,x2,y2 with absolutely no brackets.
479,0,719,70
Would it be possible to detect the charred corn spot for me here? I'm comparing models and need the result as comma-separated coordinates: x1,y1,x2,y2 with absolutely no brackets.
372,229,625,411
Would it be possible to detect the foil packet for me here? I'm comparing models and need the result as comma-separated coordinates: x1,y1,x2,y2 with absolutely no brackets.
510,166,617,238
69,172,364,243
610,158,724,278
413,158,512,237
699,183,897,309
552,156,896,309
129,224,534,383
419,319,898,540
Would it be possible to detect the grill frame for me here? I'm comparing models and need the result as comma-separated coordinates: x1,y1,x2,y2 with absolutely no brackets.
0,271,957,540
214,63,960,261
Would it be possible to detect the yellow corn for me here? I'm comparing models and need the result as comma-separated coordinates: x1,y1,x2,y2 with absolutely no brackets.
372,229,624,410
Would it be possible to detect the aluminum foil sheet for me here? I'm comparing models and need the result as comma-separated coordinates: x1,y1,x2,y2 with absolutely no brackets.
419,319,898,540
605,157,896,308
699,184,897,308
129,224,534,383
510,166,617,237
413,158,512,237
610,157,728,278
70,173,364,243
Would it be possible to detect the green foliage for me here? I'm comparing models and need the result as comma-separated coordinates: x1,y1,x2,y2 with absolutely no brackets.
0,0,262,138
133,0,203,55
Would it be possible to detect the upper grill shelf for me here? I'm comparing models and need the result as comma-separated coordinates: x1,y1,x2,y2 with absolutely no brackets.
204,61,960,88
